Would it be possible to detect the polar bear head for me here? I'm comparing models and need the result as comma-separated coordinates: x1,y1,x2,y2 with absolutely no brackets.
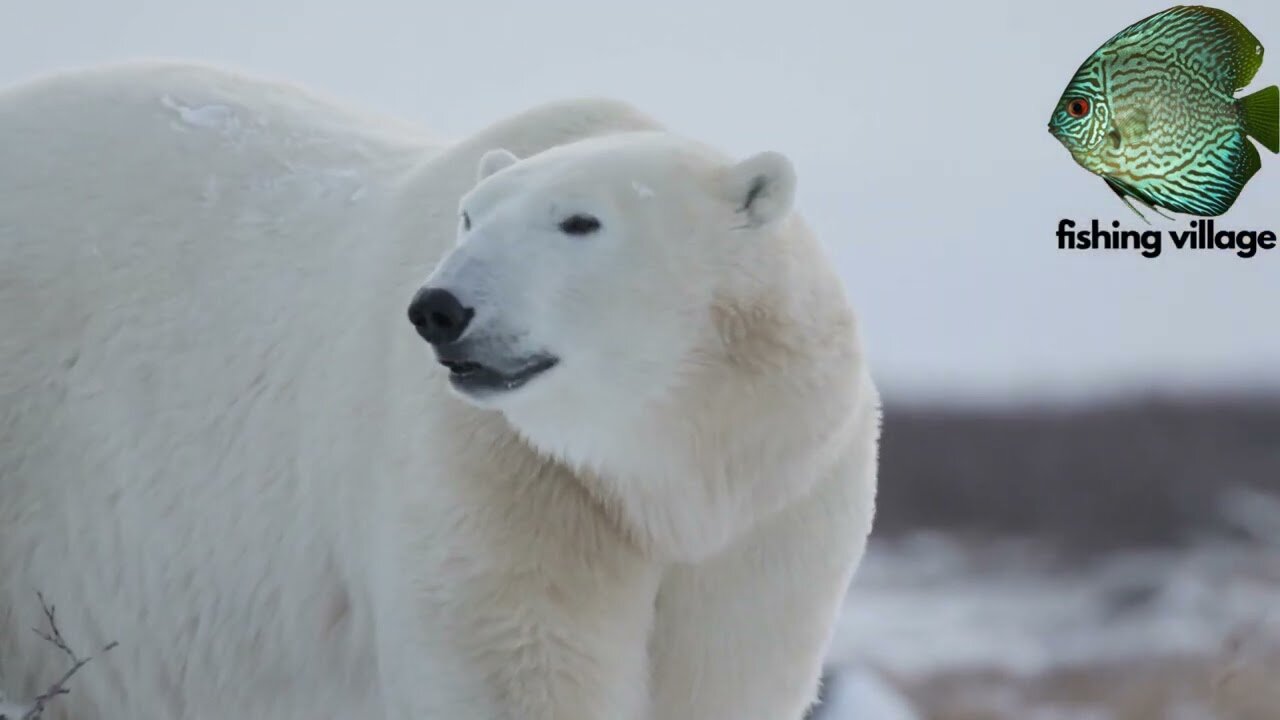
409,132,798,420
407,130,866,560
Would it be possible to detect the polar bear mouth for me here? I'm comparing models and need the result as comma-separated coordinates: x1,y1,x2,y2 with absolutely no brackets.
437,353,560,394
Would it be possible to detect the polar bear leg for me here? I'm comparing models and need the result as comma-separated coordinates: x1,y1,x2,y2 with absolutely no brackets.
648,420,879,719
367,410,663,720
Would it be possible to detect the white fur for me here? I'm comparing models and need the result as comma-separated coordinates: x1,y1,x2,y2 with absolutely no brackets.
0,61,879,720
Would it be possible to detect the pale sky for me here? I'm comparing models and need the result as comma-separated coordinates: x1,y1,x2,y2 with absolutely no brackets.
4,0,1277,402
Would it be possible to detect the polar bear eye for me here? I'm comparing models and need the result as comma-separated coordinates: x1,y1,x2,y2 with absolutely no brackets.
460,212,471,231
558,214,601,236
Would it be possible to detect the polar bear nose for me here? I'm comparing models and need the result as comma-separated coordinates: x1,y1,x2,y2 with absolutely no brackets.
408,287,474,345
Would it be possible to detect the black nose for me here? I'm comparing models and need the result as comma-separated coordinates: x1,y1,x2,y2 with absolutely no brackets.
407,287,474,345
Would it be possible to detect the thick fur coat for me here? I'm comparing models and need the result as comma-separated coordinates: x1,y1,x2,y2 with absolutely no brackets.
0,62,879,719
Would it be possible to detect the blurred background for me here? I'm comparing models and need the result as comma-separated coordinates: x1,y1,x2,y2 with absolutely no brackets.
4,1,1278,717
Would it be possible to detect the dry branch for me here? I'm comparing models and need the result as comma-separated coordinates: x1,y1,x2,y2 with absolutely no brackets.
0,593,118,720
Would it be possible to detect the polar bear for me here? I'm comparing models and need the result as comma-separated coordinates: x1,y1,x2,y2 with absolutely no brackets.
0,61,879,719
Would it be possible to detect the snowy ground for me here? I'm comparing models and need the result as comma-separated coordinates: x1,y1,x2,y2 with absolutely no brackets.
814,496,1280,719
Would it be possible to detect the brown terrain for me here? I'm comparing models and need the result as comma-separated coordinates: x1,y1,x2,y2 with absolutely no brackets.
813,394,1280,720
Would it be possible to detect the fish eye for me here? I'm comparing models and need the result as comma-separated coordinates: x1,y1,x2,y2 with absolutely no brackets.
1066,98,1091,119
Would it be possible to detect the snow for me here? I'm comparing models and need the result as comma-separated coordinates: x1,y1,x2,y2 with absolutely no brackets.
814,665,921,719
814,513,1280,718
0,699,33,720
828,533,1280,679
160,94,240,132
159,95,368,207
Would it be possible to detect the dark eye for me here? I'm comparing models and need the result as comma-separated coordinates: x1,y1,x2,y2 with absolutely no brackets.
461,212,471,231
1066,98,1091,119
558,214,601,236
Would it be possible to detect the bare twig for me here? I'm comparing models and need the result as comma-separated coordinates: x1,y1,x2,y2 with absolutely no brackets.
0,593,118,720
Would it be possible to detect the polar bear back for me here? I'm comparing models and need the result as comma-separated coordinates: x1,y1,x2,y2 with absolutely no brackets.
0,61,448,719
0,60,440,400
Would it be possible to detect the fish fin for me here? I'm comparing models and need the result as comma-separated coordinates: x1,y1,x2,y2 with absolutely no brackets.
1104,176,1178,223
1105,177,1151,224
1148,203,1176,222
1241,85,1279,154
1106,6,1264,92
1242,138,1263,187
1191,7,1266,90
1194,140,1262,216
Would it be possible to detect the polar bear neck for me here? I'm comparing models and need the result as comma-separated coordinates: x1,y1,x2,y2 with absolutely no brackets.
511,218,869,564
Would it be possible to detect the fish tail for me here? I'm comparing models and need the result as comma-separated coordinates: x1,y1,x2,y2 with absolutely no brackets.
1240,85,1279,154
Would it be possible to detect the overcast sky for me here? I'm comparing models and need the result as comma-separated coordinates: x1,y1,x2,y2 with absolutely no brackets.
4,0,1277,403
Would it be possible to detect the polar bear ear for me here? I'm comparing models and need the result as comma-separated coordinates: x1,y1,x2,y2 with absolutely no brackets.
723,151,796,228
477,148,520,183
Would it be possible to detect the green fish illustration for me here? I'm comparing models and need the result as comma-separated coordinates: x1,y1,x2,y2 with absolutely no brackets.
1048,5,1279,219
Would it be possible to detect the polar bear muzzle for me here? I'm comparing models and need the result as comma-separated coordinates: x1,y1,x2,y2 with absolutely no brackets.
407,286,474,345
407,286,559,396
436,349,559,396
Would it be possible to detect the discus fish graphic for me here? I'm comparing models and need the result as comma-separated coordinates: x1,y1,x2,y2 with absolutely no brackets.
1048,6,1279,219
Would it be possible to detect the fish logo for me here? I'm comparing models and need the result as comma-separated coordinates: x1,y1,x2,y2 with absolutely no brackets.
1048,6,1278,220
